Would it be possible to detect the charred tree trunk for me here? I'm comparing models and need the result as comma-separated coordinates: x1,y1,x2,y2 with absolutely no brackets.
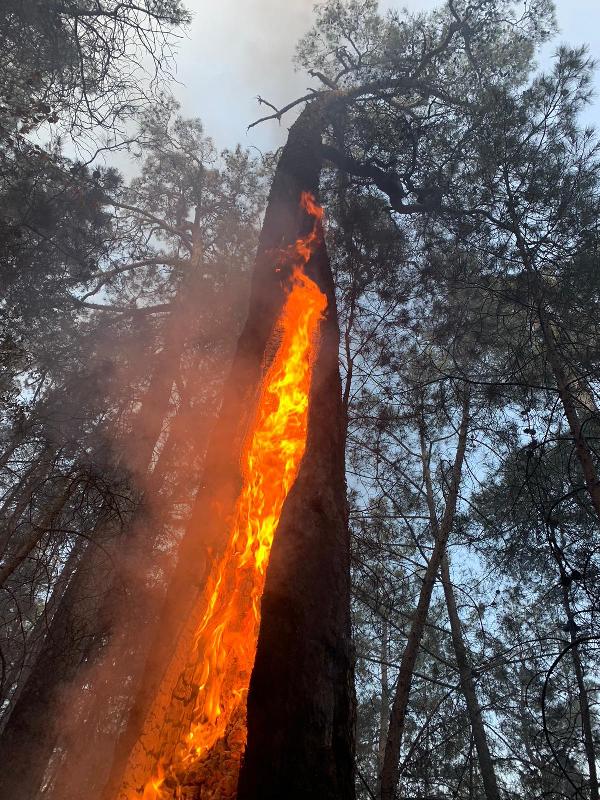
440,555,500,800
102,98,355,800
380,393,470,800
236,174,354,800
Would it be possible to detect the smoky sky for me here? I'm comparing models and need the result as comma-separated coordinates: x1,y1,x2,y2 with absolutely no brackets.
175,0,317,152
172,0,600,155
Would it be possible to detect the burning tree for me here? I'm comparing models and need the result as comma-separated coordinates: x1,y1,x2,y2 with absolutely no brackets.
101,105,355,800
110,194,348,800
98,3,558,799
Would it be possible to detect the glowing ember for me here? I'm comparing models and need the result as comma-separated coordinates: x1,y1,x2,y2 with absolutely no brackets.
128,193,327,799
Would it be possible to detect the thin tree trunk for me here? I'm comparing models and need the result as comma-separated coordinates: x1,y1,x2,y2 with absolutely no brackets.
440,554,500,800
380,392,470,800
42,294,210,800
566,618,599,800
45,395,208,800
548,530,599,800
378,619,390,789
0,523,115,800
0,536,85,733
540,312,600,521
0,447,54,554
0,414,31,474
0,477,72,588
505,199,600,521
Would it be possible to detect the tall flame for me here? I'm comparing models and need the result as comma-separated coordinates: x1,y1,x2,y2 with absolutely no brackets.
129,193,327,799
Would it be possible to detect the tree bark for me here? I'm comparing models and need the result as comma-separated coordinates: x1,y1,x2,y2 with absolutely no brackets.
380,393,470,800
440,554,500,800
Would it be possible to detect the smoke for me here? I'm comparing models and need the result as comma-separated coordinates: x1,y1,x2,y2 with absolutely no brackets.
33,273,251,799
176,0,319,150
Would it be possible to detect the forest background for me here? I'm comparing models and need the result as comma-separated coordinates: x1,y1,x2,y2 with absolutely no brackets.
1,1,600,800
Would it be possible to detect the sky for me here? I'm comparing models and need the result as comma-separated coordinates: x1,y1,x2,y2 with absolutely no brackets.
165,0,600,155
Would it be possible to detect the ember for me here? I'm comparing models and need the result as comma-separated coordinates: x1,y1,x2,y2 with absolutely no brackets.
128,193,327,799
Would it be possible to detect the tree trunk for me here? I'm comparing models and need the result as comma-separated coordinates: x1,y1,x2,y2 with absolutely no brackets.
565,619,599,800
548,530,599,800
0,412,31,474
45,376,218,800
236,172,355,800
0,477,72,588
0,536,85,734
440,554,500,800
0,446,55,555
540,313,600,521
0,523,117,800
103,98,355,800
378,619,390,789
564,600,599,800
380,393,470,800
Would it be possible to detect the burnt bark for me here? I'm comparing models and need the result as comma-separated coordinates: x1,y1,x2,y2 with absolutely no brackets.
236,170,355,800
440,555,500,800
380,393,470,800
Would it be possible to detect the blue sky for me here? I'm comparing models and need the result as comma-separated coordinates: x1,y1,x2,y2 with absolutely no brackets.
168,0,600,153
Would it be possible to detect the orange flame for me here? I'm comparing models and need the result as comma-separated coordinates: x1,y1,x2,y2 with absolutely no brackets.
130,193,327,799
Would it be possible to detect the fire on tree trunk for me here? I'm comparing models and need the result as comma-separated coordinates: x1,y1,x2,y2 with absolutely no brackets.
237,194,355,800
103,102,355,800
